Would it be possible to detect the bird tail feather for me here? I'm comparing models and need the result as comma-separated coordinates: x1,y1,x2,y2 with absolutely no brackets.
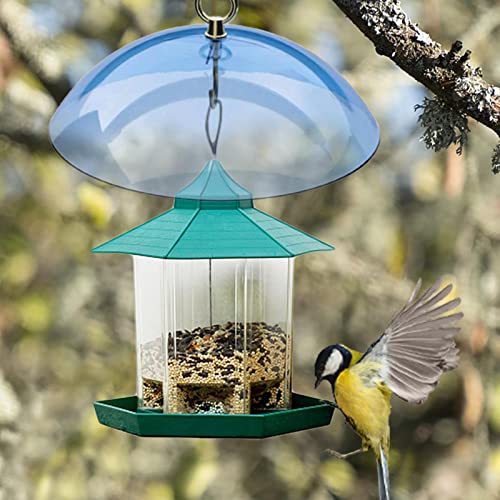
377,446,391,500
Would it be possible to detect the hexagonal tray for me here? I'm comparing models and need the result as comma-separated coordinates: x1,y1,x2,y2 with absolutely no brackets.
94,393,335,438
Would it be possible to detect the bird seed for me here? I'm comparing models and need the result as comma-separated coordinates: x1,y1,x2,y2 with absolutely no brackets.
139,322,290,414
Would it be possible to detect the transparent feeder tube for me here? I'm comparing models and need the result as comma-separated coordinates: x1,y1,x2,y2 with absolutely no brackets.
162,258,294,415
133,256,166,410
243,258,294,411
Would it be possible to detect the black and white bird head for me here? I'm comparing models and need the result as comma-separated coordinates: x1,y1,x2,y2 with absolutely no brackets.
314,344,352,389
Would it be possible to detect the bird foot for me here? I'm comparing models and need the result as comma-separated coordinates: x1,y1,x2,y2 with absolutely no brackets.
320,399,342,411
324,448,365,460
320,400,339,410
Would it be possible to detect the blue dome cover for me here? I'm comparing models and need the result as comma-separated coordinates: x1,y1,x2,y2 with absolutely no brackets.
50,25,379,199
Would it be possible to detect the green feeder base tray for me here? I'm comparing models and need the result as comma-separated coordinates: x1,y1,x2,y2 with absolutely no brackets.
94,393,335,438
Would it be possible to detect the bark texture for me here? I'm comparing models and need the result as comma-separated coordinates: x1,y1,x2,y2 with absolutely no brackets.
331,0,500,169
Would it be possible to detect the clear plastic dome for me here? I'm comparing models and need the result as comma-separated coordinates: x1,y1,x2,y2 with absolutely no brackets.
49,25,379,199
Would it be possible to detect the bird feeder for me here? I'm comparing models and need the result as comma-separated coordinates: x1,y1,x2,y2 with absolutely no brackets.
49,0,379,438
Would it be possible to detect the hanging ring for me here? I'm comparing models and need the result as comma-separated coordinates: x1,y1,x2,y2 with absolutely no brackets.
194,0,238,23
195,0,239,39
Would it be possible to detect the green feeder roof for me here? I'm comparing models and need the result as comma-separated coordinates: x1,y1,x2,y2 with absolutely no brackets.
175,158,252,201
93,160,334,259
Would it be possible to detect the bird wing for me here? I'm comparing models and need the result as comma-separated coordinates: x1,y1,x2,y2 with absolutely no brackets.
358,277,463,404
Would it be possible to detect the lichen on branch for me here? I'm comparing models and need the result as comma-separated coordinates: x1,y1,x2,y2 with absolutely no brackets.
492,145,500,175
415,98,469,155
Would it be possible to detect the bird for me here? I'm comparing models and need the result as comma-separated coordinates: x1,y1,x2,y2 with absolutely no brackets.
314,277,463,500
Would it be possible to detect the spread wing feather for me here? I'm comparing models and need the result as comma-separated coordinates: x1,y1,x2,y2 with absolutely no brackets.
359,278,463,404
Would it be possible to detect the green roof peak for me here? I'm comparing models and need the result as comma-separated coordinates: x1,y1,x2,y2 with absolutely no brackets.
176,160,252,202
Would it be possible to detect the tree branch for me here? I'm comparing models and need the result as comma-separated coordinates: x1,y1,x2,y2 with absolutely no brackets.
103,0,149,38
331,0,500,169
0,106,50,151
0,0,71,103
0,82,54,150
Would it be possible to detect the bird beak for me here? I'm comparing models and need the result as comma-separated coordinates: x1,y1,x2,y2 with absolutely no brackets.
314,377,322,389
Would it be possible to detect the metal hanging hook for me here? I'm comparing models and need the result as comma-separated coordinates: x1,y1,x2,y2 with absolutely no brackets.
195,0,239,39
205,98,223,156
207,42,220,108
205,41,223,156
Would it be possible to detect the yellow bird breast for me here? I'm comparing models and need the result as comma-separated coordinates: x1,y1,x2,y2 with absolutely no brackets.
334,364,391,455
